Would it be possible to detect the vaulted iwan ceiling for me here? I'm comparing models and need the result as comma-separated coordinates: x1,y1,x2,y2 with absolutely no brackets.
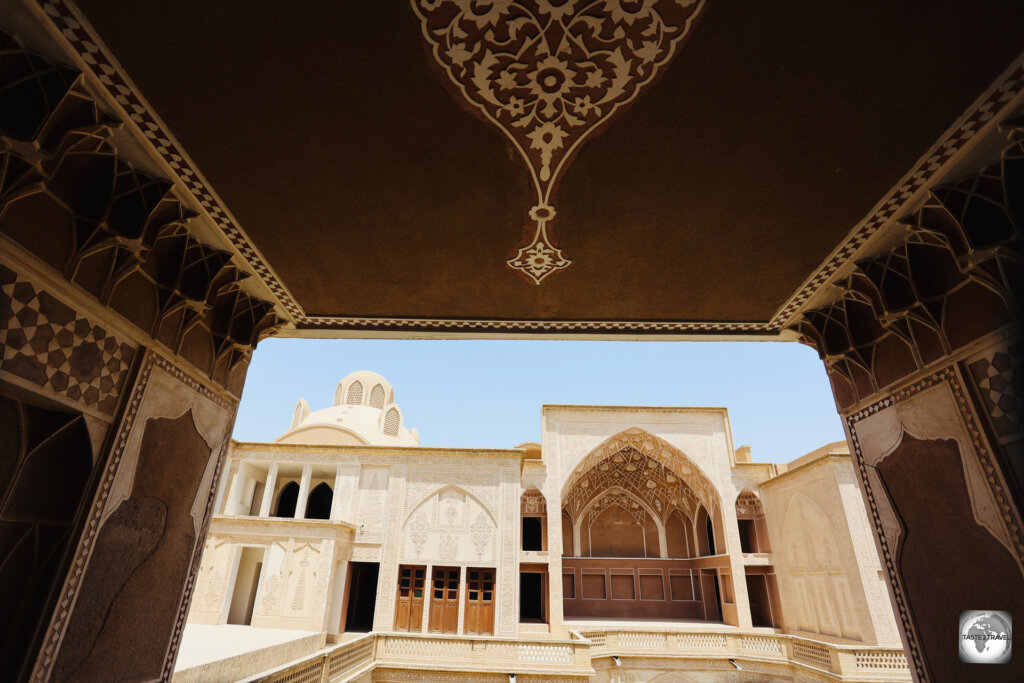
51,1,1024,334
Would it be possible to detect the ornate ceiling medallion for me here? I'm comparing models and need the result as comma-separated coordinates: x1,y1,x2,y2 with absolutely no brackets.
412,0,706,284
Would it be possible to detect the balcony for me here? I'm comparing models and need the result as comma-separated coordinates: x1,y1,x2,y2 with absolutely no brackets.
208,514,357,543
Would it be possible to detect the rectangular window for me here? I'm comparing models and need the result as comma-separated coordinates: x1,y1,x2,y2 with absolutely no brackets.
522,517,543,551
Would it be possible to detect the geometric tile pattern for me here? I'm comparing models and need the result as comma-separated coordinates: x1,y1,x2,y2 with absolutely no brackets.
967,342,1022,439
0,270,135,416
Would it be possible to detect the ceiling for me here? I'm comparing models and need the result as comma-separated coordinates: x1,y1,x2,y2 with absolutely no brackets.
64,0,1024,332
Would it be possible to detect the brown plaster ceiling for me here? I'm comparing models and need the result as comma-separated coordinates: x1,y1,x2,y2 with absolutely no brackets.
70,0,1024,328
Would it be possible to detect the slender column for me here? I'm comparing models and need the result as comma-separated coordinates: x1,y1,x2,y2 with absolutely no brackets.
224,464,246,516
330,464,345,520
421,564,433,633
259,462,279,517
213,460,236,514
295,463,313,519
456,565,467,635
657,518,669,559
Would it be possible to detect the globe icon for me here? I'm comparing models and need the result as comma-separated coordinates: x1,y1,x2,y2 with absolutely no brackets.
959,610,1012,664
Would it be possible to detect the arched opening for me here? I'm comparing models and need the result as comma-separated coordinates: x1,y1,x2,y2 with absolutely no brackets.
666,510,693,558
520,489,546,551
383,408,400,436
345,380,363,404
561,510,573,556
0,396,95,679
304,482,333,520
520,489,548,624
736,489,770,553
274,481,300,518
705,513,716,555
369,384,385,408
559,428,728,622
577,490,662,558
694,505,711,556
589,502,647,556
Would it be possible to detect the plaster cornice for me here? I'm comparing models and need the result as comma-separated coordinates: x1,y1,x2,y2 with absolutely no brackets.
229,440,524,460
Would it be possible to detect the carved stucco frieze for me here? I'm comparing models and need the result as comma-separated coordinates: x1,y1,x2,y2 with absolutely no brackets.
499,468,520,636
398,484,498,565
373,465,407,632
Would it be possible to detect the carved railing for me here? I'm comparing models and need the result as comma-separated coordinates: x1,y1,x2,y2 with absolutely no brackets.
374,632,591,675
576,629,911,681
241,629,911,682
243,634,375,683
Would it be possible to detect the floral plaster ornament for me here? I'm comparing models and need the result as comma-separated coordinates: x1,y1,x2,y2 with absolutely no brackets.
412,0,706,283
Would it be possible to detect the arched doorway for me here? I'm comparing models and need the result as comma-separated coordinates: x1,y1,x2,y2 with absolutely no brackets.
274,481,300,518
304,482,333,519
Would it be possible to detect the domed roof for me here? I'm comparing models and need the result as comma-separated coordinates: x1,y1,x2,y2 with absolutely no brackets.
275,371,419,446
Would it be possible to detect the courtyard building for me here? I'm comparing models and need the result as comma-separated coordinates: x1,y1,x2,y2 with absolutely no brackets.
174,371,910,681
0,1,1021,681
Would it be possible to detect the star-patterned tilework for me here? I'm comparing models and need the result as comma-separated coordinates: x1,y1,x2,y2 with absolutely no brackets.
1,268,135,415
967,343,1022,440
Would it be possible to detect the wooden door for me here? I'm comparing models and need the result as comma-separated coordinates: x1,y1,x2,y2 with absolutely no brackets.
394,565,425,631
464,568,495,635
429,567,459,633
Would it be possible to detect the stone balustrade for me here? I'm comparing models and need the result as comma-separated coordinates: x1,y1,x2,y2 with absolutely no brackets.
375,632,591,676
240,628,910,682
243,635,375,683
576,628,911,681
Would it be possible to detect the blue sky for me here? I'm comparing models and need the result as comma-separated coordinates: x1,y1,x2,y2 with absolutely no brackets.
234,339,845,464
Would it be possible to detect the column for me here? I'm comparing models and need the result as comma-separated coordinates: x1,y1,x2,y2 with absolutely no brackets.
259,462,279,517
295,463,313,519
421,563,433,633
0,26,281,683
456,565,468,635
330,464,346,520
790,130,1024,683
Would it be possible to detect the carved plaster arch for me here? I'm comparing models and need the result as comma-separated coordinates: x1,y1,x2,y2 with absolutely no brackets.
576,485,661,531
735,487,764,518
650,673,700,683
404,483,496,529
574,485,666,558
562,428,720,525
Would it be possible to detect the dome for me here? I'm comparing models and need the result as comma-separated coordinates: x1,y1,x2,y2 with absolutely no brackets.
275,371,419,446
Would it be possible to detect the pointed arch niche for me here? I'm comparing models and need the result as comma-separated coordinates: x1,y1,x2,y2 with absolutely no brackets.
560,428,730,622
736,488,771,553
